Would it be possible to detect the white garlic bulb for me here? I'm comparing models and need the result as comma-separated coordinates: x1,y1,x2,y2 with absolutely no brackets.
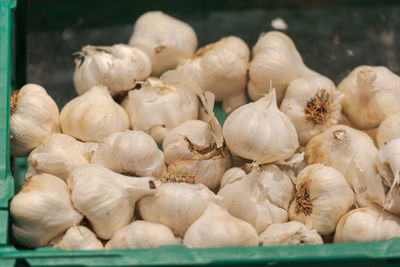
60,85,129,142
105,221,179,249
337,66,400,130
91,130,166,178
220,167,247,188
138,175,219,237
73,44,151,96
129,11,197,76
122,70,199,144
10,84,60,157
222,89,298,164
280,76,342,145
183,202,258,248
376,112,400,149
259,221,323,245
67,164,157,239
248,31,320,103
176,36,249,113
56,226,103,250
288,164,354,235
10,173,83,248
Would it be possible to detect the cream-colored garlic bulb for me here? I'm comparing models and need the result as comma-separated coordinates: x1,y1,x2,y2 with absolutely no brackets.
138,175,219,237
305,125,378,194
10,173,83,248
334,207,400,243
220,167,247,188
183,202,258,248
222,89,298,164
56,226,103,250
280,76,342,145
60,85,129,142
289,164,354,235
129,11,197,76
248,31,320,103
91,130,166,178
10,84,60,157
105,221,179,249
218,165,293,233
67,164,157,239
337,66,400,130
376,112,400,149
122,70,199,144
259,221,323,245
73,44,151,96
177,36,249,113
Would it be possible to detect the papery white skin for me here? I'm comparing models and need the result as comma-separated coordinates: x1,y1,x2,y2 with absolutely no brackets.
10,84,60,157
275,151,307,184
73,44,151,95
280,76,342,146
56,226,103,250
10,173,83,248
129,11,197,76
183,202,258,248
67,164,157,239
60,86,129,142
289,164,354,235
259,221,323,245
377,112,400,149
248,31,319,104
220,167,247,188
105,221,179,249
222,89,298,164
337,66,400,130
91,130,166,178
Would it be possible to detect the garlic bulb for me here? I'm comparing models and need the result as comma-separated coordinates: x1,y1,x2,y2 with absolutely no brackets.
222,89,298,164
259,221,323,245
122,70,199,144
10,84,60,157
67,164,157,239
376,112,400,149
217,165,293,233
288,164,354,235
73,44,151,95
105,221,179,249
280,76,342,145
334,207,400,243
305,125,378,194
60,85,129,142
248,31,319,103
220,167,247,188
183,202,258,248
91,130,166,178
56,226,103,250
176,36,249,113
129,11,197,76
138,175,219,237
10,173,83,248
337,66,400,130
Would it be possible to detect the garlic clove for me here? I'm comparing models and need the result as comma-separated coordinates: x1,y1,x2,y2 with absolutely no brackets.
376,112,400,149
55,226,103,250
220,167,247,188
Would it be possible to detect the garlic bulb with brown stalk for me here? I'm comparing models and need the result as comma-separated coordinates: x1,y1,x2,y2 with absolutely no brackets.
376,112,400,149
55,226,103,250
129,11,197,76
10,84,60,157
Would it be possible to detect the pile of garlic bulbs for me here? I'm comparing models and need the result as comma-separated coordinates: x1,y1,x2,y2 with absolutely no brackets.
9,10,400,251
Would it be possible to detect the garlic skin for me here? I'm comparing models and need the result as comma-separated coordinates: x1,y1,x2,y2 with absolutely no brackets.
220,167,247,188
105,221,179,249
73,44,151,96
122,70,199,144
183,202,258,248
56,226,103,250
259,221,323,246
337,66,400,130
91,130,166,178
376,112,400,149
280,76,342,145
289,164,354,235
334,207,400,243
67,164,157,239
129,11,197,76
176,36,249,113
248,31,319,104
222,89,298,164
60,85,129,142
10,173,83,248
10,84,60,157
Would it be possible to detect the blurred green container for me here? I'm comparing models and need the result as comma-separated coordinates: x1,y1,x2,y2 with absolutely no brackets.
1,0,400,265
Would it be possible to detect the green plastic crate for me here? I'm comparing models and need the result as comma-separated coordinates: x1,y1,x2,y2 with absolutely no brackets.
2,0,400,266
